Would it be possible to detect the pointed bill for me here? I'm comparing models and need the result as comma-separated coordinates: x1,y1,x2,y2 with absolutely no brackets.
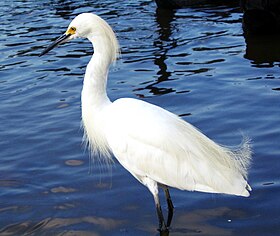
39,33,71,57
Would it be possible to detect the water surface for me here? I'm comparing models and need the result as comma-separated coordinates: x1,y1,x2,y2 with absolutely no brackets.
0,0,280,235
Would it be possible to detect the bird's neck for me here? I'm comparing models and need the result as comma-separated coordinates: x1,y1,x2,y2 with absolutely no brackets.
82,49,112,110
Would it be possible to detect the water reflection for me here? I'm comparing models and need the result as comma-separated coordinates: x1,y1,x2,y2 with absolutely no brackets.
0,216,124,235
1,0,279,235
134,8,177,97
153,8,177,82
168,207,236,236
47,0,92,19
244,33,280,66
138,206,240,236
46,0,121,20
134,2,243,98
155,0,238,9
51,0,78,19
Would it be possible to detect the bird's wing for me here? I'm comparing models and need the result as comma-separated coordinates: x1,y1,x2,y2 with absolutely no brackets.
102,98,250,196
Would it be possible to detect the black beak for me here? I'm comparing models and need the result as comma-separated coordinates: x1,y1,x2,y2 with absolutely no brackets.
39,33,71,57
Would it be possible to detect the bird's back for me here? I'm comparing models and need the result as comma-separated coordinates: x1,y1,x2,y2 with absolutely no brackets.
99,98,252,197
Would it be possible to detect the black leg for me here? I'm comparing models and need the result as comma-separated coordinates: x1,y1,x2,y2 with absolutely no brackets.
164,187,174,227
153,193,167,231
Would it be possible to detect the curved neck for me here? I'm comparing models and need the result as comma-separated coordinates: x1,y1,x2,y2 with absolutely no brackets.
82,41,112,109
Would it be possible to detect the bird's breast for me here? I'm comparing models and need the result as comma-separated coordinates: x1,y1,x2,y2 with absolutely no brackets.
81,98,112,158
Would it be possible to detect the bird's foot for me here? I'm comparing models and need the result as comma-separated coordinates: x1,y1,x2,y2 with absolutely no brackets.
158,225,169,236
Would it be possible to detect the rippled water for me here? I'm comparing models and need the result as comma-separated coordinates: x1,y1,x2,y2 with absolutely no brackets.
1,0,280,235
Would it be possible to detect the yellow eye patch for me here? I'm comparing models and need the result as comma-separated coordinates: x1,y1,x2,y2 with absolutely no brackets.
66,26,76,35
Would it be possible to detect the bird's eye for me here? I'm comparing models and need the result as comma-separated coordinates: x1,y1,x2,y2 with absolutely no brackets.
66,26,77,35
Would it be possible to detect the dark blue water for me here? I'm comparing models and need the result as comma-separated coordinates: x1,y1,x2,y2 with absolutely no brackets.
1,0,280,235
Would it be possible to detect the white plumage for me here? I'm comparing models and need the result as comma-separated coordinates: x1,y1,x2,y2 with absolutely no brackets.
40,13,252,231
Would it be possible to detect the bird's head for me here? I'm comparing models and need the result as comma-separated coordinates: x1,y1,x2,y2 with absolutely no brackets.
39,13,120,62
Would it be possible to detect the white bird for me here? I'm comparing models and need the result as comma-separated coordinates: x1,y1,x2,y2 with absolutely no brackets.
40,13,252,231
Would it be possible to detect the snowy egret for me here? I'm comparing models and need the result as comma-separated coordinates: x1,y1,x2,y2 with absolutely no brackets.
40,13,252,231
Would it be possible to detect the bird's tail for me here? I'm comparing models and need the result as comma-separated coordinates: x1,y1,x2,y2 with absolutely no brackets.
232,134,252,180
216,134,252,197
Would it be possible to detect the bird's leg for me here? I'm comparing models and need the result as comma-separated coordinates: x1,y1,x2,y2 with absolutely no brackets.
163,187,174,227
153,193,167,231
142,177,167,231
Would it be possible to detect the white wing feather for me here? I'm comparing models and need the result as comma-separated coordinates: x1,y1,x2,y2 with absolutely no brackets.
100,98,251,196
